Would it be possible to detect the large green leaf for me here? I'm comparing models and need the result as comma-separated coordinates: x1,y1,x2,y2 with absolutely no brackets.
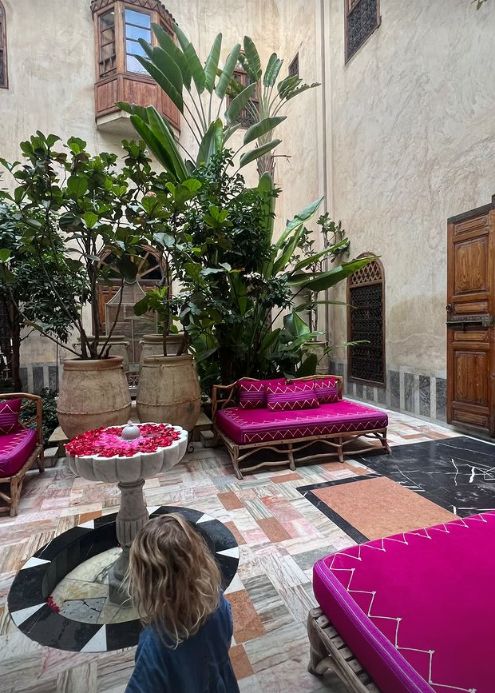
273,223,306,275
285,82,320,101
152,23,191,90
204,33,222,93
292,240,350,272
277,75,300,99
216,44,241,99
263,53,283,87
146,107,188,180
239,139,281,169
173,23,205,94
135,56,183,111
284,311,310,337
242,36,262,81
275,197,323,249
150,45,184,97
117,102,149,121
225,83,256,124
197,119,223,166
243,116,286,146
293,257,374,293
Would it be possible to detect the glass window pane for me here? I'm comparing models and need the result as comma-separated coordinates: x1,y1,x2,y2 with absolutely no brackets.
124,8,151,28
125,24,151,41
100,10,114,30
126,54,147,73
126,39,147,57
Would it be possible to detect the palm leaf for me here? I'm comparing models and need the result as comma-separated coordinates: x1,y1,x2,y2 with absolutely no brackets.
239,139,281,169
264,53,283,87
173,23,205,93
150,45,183,96
216,44,241,98
225,83,256,124
243,116,286,146
243,36,262,81
152,23,191,90
146,107,188,181
204,33,222,93
135,56,183,111
285,82,320,101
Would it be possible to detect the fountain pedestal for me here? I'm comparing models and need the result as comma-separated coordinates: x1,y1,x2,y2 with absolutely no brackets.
67,423,188,605
108,479,149,604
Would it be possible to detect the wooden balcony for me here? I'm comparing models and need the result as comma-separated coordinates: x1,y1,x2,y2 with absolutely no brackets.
95,72,180,134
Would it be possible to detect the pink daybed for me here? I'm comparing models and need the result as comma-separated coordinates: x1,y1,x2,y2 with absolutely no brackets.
0,393,44,516
212,375,389,479
309,511,495,692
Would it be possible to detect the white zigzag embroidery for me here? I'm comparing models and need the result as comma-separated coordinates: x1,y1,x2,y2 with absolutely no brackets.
326,514,495,692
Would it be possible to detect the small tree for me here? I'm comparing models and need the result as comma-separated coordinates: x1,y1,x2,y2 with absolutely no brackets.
0,133,164,360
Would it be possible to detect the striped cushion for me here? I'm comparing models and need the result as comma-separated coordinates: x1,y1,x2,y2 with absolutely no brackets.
0,398,21,434
266,381,319,411
238,380,266,409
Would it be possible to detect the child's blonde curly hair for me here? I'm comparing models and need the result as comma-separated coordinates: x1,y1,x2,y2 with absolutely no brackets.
128,513,221,645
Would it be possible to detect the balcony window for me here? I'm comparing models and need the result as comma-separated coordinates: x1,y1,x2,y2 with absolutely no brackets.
91,0,180,132
98,10,116,78
124,8,152,73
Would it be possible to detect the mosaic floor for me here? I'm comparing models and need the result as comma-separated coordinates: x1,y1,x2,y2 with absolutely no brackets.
0,410,481,693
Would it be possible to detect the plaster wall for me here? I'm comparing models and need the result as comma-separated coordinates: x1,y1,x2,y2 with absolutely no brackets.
324,0,495,381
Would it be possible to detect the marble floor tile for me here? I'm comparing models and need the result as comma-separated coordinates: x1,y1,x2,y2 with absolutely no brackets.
0,409,470,691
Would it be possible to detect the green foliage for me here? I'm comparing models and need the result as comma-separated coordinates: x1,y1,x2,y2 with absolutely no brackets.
0,132,167,359
20,388,58,447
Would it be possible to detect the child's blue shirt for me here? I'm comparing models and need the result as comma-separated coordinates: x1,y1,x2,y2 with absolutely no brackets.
125,595,239,693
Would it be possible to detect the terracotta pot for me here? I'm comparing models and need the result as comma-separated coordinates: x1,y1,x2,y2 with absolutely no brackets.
139,333,185,362
57,357,132,439
136,355,201,431
74,336,130,373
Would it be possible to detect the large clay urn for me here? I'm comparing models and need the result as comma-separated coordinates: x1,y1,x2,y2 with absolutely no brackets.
136,355,201,431
57,357,132,439
139,333,185,362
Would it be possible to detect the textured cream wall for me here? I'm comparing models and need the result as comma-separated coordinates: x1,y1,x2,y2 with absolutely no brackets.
324,0,495,376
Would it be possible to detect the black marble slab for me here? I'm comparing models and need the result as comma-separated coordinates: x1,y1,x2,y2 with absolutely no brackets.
355,436,495,517
419,375,430,417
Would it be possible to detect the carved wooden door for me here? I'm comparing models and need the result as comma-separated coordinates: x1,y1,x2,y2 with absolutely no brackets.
447,200,495,436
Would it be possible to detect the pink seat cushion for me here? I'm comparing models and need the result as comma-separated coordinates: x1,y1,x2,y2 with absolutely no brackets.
216,399,387,444
0,398,21,434
0,428,37,477
313,512,495,693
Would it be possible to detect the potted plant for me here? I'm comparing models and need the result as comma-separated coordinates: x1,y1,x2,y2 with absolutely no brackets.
133,180,203,431
0,134,159,438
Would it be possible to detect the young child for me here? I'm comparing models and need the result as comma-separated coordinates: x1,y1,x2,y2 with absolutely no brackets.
125,513,239,693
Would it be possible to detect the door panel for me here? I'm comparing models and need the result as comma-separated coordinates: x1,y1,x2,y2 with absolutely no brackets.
447,202,495,436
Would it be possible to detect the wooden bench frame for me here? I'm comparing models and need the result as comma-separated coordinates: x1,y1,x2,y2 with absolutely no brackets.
0,393,44,516
307,607,379,692
212,375,390,480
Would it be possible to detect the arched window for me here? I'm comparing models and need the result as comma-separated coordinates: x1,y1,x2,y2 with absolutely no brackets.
347,257,385,386
0,1,8,89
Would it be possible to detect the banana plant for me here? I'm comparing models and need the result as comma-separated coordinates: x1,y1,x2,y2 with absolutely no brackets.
227,37,320,176
118,25,286,181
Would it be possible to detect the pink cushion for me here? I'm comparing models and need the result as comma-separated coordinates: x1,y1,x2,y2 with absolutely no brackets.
0,428,37,477
314,377,341,403
313,512,495,693
0,398,21,434
216,399,388,444
266,380,319,411
237,378,286,409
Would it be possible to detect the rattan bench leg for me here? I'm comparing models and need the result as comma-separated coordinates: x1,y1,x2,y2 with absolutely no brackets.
231,445,243,480
288,443,296,471
307,608,334,675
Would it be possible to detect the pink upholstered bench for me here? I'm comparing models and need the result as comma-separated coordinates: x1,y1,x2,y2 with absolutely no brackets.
0,393,44,516
309,512,495,692
212,375,389,479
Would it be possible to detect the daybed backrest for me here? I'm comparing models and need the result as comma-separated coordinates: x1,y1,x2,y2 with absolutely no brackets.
211,375,343,417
